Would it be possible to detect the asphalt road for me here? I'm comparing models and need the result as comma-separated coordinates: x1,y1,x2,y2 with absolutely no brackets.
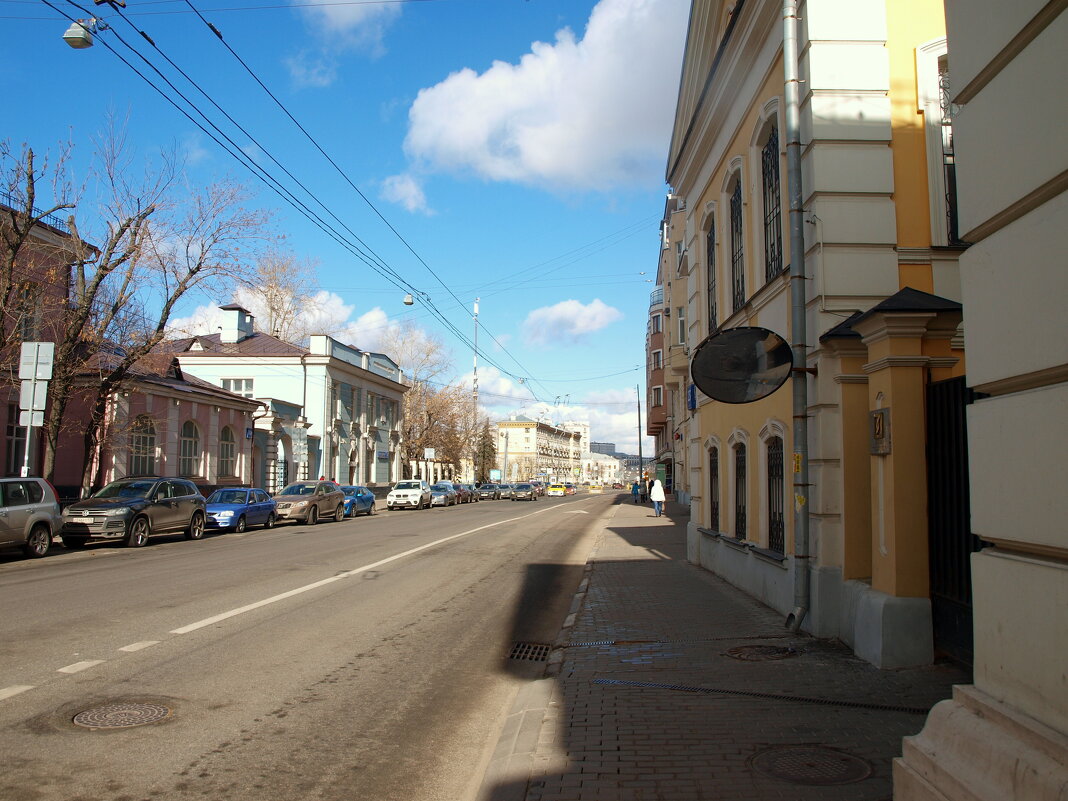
0,491,618,801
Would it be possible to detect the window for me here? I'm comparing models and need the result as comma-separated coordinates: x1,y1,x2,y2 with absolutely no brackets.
917,40,964,246
219,426,237,477
767,436,785,553
734,442,747,539
730,180,745,313
709,447,720,531
706,220,718,332
652,386,664,407
179,421,201,477
761,121,783,281
222,378,254,398
128,417,157,476
6,404,26,476
677,307,686,344
15,283,42,340
651,314,662,334
652,350,663,370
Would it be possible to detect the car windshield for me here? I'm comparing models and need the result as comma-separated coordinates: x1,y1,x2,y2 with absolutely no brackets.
431,484,452,491
516,484,532,490
478,484,496,489
93,480,157,500
280,483,315,496
341,487,360,496
394,482,421,490
208,490,248,504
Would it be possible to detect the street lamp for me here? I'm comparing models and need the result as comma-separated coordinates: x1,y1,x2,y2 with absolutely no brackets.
63,18,104,48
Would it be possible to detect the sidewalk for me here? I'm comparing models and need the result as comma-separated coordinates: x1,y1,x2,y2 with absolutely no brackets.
482,496,969,801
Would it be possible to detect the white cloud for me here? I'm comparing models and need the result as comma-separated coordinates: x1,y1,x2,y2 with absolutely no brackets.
381,173,433,214
285,51,338,88
295,1,400,53
522,299,622,345
402,0,689,191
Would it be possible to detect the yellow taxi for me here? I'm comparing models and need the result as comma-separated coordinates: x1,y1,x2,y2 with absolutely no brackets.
547,484,567,497
588,483,604,494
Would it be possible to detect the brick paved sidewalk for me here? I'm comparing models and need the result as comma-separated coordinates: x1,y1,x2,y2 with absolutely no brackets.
481,496,969,801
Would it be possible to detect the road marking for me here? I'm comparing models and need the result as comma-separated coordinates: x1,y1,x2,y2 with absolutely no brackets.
0,685,34,700
118,641,160,652
58,660,104,674
564,511,590,514
171,504,567,635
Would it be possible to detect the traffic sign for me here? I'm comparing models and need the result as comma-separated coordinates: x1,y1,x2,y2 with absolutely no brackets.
19,410,44,427
19,342,55,380
20,380,48,411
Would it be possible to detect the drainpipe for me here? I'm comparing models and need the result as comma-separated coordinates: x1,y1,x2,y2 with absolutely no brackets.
784,0,812,632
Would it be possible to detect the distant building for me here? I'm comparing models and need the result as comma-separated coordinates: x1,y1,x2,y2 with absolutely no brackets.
590,441,617,455
495,416,581,482
559,421,590,454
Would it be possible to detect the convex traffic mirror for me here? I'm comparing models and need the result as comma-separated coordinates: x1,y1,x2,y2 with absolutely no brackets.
689,326,794,404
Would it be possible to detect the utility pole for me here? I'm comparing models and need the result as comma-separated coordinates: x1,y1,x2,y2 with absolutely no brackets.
636,384,644,482
472,297,479,483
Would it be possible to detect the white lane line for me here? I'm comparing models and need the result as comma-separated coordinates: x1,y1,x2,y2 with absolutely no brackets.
0,685,34,700
118,641,160,652
58,660,105,674
171,504,564,635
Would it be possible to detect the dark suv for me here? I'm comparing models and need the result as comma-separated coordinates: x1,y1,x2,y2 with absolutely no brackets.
61,477,206,548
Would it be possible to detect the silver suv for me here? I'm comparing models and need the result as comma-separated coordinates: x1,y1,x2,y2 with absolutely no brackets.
61,477,206,548
0,477,61,558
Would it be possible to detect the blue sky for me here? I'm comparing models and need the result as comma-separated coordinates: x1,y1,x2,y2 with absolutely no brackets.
4,0,689,453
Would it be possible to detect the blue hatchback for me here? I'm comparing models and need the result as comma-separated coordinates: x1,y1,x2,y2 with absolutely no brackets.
205,488,277,532
340,486,376,517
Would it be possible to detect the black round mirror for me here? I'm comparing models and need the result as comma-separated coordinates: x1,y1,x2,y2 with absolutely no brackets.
689,326,794,404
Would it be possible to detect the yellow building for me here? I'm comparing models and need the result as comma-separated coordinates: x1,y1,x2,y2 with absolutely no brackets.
664,0,971,668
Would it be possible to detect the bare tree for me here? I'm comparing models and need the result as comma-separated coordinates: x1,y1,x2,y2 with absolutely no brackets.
233,249,319,343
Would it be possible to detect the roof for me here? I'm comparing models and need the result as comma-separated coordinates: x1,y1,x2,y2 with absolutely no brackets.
819,288,962,342
78,352,260,408
163,331,307,357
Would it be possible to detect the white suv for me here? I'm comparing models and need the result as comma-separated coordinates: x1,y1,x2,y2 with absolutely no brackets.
386,481,432,510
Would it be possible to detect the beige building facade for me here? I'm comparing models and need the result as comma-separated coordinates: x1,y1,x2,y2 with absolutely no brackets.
495,416,581,482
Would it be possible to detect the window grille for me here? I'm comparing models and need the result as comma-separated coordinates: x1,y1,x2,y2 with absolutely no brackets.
734,443,747,539
767,436,785,553
761,123,783,281
6,403,27,476
706,222,717,332
938,56,963,244
730,181,745,313
709,447,720,531
128,417,156,476
179,421,201,477
219,426,236,477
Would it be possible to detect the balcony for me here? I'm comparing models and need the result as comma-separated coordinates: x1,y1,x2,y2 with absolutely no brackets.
649,286,664,308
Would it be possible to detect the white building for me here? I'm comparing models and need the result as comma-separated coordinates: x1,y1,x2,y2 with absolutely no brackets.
495,416,581,482
580,452,622,485
171,305,407,491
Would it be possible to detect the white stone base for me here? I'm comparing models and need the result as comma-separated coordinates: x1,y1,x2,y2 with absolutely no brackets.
894,684,1068,800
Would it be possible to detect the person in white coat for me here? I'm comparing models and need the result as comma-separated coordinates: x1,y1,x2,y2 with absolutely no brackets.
649,479,666,517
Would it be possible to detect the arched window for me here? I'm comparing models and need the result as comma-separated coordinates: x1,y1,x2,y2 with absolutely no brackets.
734,442,747,539
766,436,785,552
730,177,745,313
706,218,718,333
761,119,783,281
219,426,236,478
129,417,157,476
709,446,720,531
179,421,201,477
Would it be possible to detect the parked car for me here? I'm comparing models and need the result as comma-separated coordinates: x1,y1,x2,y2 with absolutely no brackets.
340,485,376,517
0,477,61,558
387,480,432,510
205,487,276,532
476,483,501,500
455,484,478,503
547,484,566,497
273,480,345,524
429,482,459,507
61,477,206,548
511,483,537,501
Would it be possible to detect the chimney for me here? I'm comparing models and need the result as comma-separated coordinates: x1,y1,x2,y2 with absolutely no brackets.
219,304,254,344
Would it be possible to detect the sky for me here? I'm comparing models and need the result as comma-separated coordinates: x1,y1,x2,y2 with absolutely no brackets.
3,0,691,455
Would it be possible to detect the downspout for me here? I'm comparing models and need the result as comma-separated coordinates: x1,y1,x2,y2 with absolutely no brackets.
784,0,812,632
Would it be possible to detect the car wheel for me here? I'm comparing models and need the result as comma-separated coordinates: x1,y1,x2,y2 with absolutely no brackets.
234,516,247,534
126,517,151,547
333,503,344,521
308,506,319,525
185,512,205,540
62,536,88,549
23,524,52,558
265,512,276,529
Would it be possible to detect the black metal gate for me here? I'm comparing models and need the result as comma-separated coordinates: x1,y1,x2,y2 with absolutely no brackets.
926,376,984,667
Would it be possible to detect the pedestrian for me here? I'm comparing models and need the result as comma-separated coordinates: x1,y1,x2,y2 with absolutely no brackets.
650,479,666,517
631,481,640,503
639,480,649,504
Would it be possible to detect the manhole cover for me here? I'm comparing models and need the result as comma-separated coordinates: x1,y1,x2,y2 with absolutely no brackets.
749,745,872,785
73,702,172,729
508,642,551,661
725,644,798,661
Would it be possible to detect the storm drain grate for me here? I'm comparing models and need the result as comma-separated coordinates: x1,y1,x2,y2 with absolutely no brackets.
592,678,930,715
725,644,799,661
73,702,172,729
749,745,872,785
508,642,552,662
